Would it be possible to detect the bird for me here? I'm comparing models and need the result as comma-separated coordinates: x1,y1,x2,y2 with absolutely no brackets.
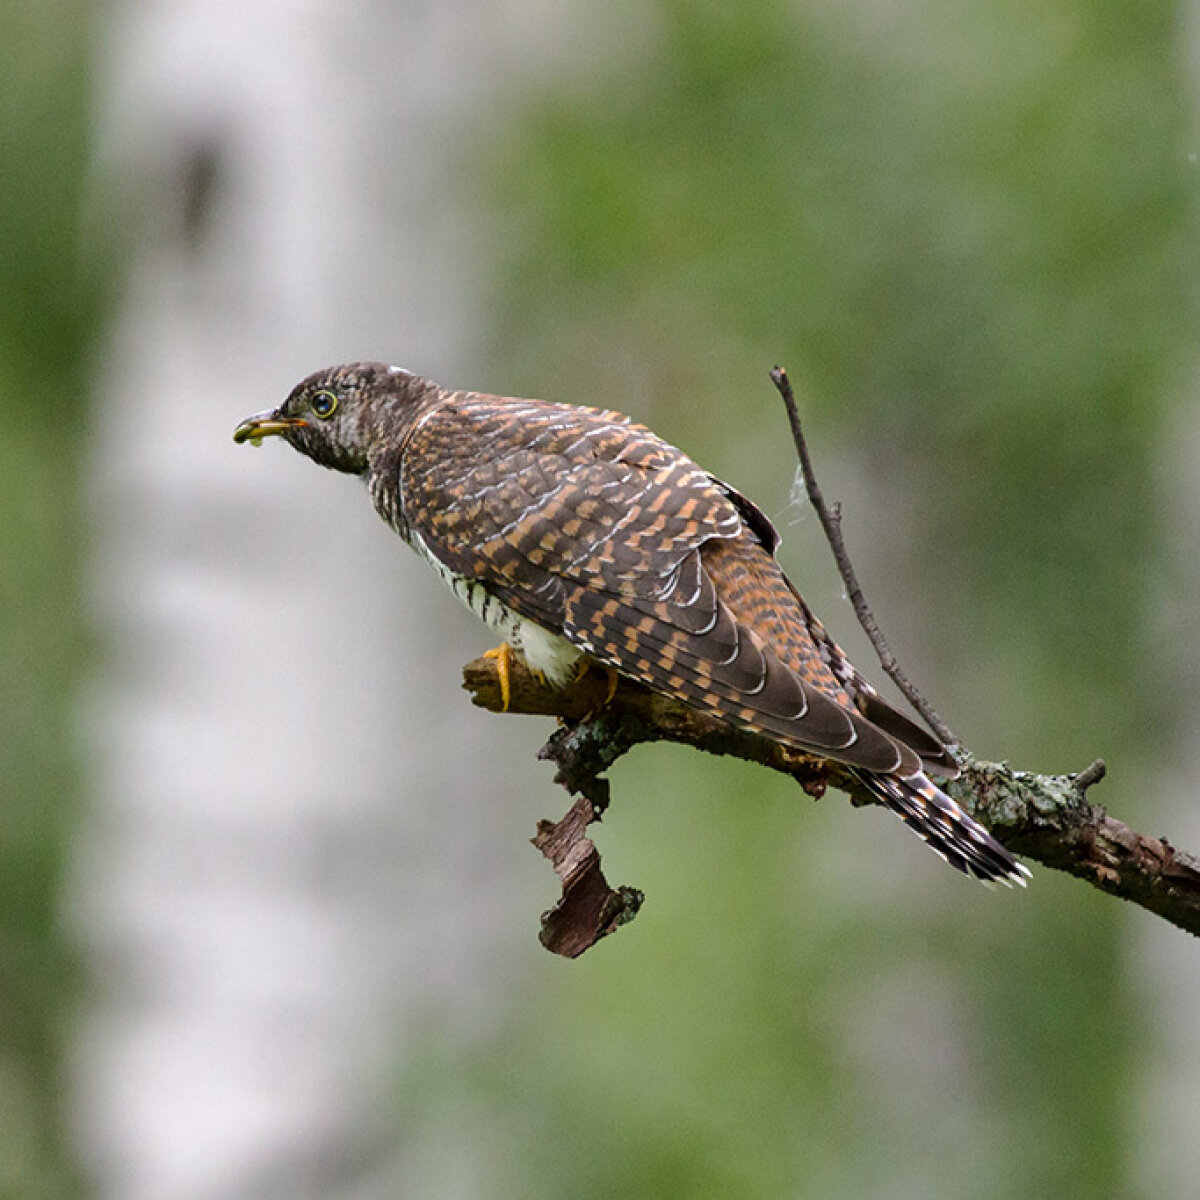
235,362,1029,886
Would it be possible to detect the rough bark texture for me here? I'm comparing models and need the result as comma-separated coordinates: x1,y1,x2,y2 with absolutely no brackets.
463,652,1200,956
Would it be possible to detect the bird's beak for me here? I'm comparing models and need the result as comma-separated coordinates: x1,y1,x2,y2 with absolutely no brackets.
233,409,308,446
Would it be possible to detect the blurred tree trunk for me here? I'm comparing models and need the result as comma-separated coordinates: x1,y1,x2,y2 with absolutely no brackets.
75,3,539,1197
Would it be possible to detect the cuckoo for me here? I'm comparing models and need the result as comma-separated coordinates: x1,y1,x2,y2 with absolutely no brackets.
235,363,1029,886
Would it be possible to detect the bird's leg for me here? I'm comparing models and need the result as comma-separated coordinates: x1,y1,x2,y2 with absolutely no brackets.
483,643,515,712
574,659,621,707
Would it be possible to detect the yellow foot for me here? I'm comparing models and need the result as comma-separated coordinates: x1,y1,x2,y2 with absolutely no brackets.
484,643,514,712
576,660,621,706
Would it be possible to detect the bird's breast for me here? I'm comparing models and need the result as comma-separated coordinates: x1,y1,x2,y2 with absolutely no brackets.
409,530,582,686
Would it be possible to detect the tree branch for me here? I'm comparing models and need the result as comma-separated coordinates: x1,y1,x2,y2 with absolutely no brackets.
457,367,1200,955
769,366,958,747
463,653,1200,953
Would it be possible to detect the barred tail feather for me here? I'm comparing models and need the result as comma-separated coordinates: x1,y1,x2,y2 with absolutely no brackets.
857,770,1030,887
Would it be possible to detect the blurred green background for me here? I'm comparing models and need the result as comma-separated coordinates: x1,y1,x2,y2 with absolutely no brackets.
3,1,1197,1197
2,3,95,1197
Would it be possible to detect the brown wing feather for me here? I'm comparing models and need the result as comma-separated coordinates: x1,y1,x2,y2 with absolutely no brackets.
387,386,1028,884
398,393,922,771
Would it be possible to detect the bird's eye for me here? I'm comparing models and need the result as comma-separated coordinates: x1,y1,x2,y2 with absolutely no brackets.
310,390,339,419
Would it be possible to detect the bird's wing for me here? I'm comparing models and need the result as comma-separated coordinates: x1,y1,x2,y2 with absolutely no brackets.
399,394,915,772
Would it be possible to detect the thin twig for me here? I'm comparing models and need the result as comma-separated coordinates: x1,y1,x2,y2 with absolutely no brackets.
1074,758,1107,792
769,367,959,748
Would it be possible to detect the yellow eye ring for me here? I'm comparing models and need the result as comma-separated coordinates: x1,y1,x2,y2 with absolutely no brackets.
311,389,338,419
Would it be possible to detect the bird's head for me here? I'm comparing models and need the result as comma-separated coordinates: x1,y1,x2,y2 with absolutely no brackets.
234,362,435,474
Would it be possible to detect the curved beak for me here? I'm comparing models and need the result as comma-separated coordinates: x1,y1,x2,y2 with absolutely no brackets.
233,409,308,446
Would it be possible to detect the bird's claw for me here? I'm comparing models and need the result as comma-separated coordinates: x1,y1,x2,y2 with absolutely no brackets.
575,660,620,707
484,643,515,712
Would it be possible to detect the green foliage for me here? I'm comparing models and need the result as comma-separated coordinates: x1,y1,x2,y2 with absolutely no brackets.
485,0,1194,769
0,3,99,1196
453,2,1196,1196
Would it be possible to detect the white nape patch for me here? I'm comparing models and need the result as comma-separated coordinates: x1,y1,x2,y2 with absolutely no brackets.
386,364,413,376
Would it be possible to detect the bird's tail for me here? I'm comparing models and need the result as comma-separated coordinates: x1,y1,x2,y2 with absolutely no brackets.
856,770,1030,886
